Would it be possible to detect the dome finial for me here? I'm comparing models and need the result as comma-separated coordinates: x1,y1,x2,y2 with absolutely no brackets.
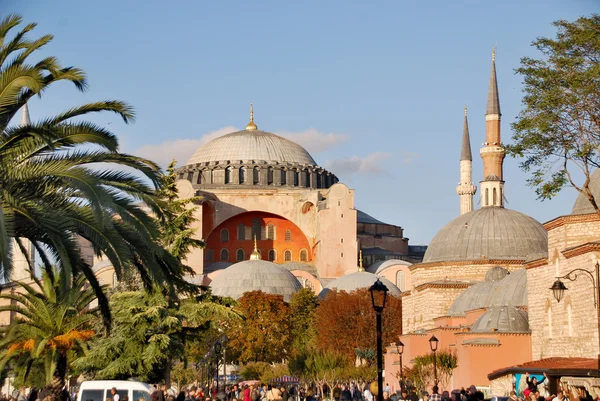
246,102,258,131
358,250,365,272
250,235,261,260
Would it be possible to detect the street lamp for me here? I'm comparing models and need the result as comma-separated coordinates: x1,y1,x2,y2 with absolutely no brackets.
396,341,404,390
370,279,389,401
429,335,439,385
550,262,600,375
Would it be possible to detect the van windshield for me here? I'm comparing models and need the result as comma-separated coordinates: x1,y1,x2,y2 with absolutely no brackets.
81,390,105,401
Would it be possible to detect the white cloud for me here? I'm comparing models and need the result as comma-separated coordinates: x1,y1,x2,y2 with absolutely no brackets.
134,126,347,167
325,152,392,176
400,151,419,164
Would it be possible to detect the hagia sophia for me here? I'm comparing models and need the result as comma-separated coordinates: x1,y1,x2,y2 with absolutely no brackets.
2,50,600,397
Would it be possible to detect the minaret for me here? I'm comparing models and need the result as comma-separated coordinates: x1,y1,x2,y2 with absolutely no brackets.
358,250,365,272
456,106,477,215
480,48,506,208
11,104,36,281
246,103,258,131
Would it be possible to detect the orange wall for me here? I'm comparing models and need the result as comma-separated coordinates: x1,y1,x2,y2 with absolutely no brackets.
205,211,311,264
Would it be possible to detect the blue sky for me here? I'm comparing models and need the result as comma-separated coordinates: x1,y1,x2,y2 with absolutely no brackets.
4,0,598,245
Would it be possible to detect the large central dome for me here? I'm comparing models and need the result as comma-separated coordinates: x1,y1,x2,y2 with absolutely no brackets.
186,130,317,166
423,207,548,263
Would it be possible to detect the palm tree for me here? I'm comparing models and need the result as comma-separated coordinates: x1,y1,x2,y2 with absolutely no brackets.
0,269,100,398
0,14,195,329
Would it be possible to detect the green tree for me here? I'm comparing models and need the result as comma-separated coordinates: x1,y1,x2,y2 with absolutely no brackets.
303,351,348,401
228,291,292,363
289,288,319,354
507,15,600,211
402,350,457,392
0,14,196,329
72,289,235,386
0,269,100,398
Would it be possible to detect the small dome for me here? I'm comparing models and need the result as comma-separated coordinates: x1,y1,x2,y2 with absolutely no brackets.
423,207,548,263
318,271,401,299
572,169,600,215
448,268,528,316
485,266,509,281
185,130,317,166
209,259,302,302
366,259,412,274
471,306,530,333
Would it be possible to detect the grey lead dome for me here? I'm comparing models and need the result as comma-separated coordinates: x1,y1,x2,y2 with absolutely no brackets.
423,207,548,263
186,130,317,166
209,259,302,302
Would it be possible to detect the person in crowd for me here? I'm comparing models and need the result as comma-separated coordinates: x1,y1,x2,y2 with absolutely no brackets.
397,389,410,401
280,387,289,401
441,391,450,401
552,391,569,401
363,387,373,401
341,387,351,401
407,388,419,401
383,392,391,401
429,386,441,401
525,373,547,395
242,386,251,401
419,392,429,401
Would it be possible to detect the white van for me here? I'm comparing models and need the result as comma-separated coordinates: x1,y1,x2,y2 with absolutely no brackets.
77,380,152,401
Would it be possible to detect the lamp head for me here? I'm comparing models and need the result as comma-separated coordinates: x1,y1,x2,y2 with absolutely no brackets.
550,279,568,303
429,335,439,352
369,278,389,311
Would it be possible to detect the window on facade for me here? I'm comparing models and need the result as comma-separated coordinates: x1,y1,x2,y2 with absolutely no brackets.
293,170,299,186
197,172,202,184
267,167,273,185
239,167,246,184
396,271,406,292
267,224,275,240
268,249,276,262
284,250,292,262
493,187,497,205
285,230,291,241
281,170,287,185
253,167,260,184
225,166,232,184
220,229,229,242
316,174,322,188
300,249,308,262
304,170,310,187
252,218,262,240
485,188,489,206
567,301,573,336
236,249,245,261
205,249,214,262
220,249,229,261
238,224,246,240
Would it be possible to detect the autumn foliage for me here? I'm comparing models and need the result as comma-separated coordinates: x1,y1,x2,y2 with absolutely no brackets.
315,288,402,361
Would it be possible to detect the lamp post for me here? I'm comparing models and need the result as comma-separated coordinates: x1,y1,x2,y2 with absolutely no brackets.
370,279,389,401
550,261,600,375
429,335,439,385
396,341,404,390
214,340,222,394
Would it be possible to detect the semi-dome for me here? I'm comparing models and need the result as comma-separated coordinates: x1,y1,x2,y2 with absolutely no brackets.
318,271,402,299
572,169,600,215
186,130,317,166
470,306,530,333
366,259,412,274
448,268,527,316
209,259,302,302
423,207,548,263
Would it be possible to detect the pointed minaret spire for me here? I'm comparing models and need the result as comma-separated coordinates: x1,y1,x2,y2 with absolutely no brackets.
249,235,261,260
246,103,258,131
486,47,501,116
457,106,477,215
20,103,31,127
480,47,506,208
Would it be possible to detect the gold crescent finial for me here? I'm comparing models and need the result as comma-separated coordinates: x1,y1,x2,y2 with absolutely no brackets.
246,103,258,131
358,250,365,272
250,234,261,260
464,105,468,116
492,46,496,61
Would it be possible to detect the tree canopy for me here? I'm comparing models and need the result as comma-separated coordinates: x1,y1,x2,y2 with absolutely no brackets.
507,14,600,211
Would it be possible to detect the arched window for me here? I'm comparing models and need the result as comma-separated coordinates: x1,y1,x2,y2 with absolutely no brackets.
220,229,229,242
316,174,322,188
300,249,308,262
225,166,232,184
396,271,406,292
285,230,291,241
205,249,214,262
236,249,245,261
220,249,229,261
500,187,504,206
237,224,246,240
546,299,553,338
281,170,287,185
252,218,262,240
253,167,260,184
239,167,246,184
284,250,292,262
567,300,573,336
268,249,276,262
267,224,275,240
267,167,273,185
304,170,310,187
485,188,489,206
293,170,299,186
493,187,497,205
